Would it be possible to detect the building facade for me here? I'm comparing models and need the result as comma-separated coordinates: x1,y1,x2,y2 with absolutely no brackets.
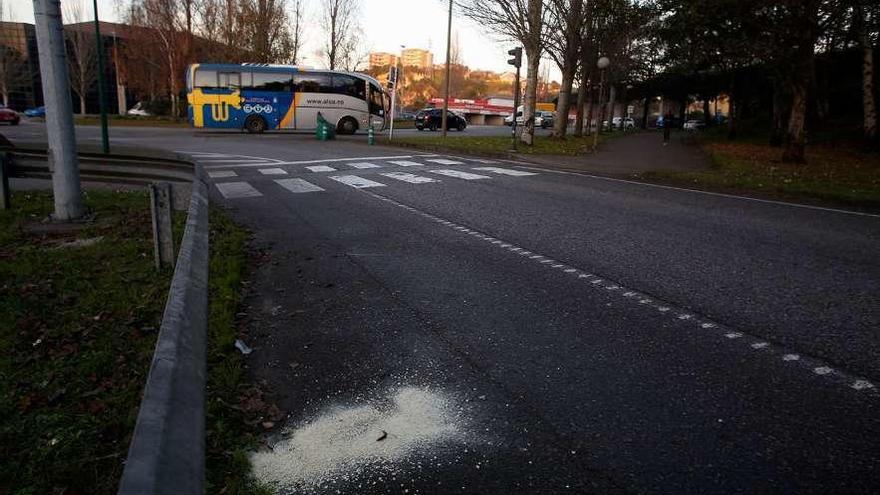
368,52,398,69
400,48,432,69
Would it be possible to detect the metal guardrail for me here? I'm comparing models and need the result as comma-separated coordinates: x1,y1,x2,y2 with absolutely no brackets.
1,144,195,210
117,177,210,495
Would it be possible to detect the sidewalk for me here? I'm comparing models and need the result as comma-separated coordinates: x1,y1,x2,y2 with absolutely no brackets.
515,130,710,175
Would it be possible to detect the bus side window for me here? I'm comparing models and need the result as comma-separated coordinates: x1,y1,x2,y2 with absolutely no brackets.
194,69,218,88
251,72,294,92
331,75,365,99
219,72,241,88
294,74,331,93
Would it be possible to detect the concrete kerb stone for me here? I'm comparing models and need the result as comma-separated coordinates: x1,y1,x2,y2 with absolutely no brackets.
117,176,210,495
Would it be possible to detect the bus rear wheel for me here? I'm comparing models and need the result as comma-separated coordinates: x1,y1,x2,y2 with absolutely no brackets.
245,115,267,134
337,117,358,135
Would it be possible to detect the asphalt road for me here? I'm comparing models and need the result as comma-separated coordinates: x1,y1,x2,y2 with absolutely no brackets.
4,123,880,494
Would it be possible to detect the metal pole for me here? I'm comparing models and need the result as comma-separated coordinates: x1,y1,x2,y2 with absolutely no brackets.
441,0,452,139
93,0,109,153
511,64,521,152
33,0,84,221
389,67,397,140
592,68,605,152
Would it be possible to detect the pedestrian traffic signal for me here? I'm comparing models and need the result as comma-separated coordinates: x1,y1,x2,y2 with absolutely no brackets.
507,47,522,68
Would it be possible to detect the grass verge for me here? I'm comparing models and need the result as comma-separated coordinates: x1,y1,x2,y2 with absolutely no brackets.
384,133,610,157
0,190,176,494
636,140,880,209
73,115,190,128
1,190,268,494
204,206,272,495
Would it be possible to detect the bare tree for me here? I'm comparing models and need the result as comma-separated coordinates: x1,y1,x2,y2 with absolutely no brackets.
853,0,877,144
460,0,546,145
63,0,97,115
240,0,294,63
290,0,305,64
546,0,587,137
320,0,360,69
0,0,32,107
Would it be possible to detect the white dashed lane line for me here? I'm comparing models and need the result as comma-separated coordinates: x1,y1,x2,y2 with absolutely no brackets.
306,165,337,172
426,158,466,165
274,178,324,193
379,172,441,184
363,190,878,396
258,168,288,175
429,169,491,180
207,170,237,179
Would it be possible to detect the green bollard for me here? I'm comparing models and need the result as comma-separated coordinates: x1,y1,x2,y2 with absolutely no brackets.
368,126,375,146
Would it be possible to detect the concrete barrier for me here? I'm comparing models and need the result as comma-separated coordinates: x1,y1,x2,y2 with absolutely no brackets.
117,175,210,495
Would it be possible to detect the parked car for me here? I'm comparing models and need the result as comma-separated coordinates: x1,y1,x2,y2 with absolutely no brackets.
0,105,20,125
504,112,516,126
127,102,152,116
397,111,416,121
683,119,706,131
23,106,45,118
535,111,555,129
415,108,467,131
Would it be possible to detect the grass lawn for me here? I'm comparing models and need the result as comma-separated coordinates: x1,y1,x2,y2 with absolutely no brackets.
0,190,266,494
385,133,610,157
638,139,880,208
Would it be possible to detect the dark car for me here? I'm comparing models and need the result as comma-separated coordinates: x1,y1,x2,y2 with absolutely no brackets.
0,105,20,125
415,108,467,131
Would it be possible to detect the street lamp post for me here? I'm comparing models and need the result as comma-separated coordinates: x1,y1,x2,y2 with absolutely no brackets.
592,56,610,152
93,0,109,153
441,0,452,139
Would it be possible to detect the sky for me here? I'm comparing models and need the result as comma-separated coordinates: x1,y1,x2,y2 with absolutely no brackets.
4,0,551,77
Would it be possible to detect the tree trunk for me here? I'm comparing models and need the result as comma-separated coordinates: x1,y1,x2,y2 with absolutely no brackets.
607,85,616,125
80,95,86,115
521,47,541,146
585,93,594,136
857,4,877,143
727,77,737,139
783,79,808,163
770,78,787,147
574,71,587,136
703,98,711,126
554,62,574,137
642,96,650,129
1,91,8,107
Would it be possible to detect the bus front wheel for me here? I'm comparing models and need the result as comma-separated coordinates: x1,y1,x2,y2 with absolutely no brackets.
245,115,267,134
337,117,358,135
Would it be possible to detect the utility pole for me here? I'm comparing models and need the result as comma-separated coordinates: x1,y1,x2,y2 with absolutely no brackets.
592,56,610,152
33,0,84,221
441,0,452,139
93,0,109,153
507,47,522,152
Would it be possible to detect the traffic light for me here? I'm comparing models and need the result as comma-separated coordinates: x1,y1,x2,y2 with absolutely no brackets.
507,47,522,68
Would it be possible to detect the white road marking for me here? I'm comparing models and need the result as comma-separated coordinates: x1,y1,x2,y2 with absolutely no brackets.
198,158,273,163
388,160,425,167
360,190,878,395
259,168,288,175
349,162,381,169
852,380,875,390
472,167,538,177
430,169,491,180
467,159,498,164
426,158,465,165
204,154,438,169
330,175,386,189
274,178,324,193
306,165,337,172
379,172,440,184
207,170,237,178
216,182,262,199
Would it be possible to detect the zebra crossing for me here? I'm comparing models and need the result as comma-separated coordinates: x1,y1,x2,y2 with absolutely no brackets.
180,151,539,200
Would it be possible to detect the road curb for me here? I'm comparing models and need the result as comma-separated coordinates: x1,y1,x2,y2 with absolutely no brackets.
118,175,210,495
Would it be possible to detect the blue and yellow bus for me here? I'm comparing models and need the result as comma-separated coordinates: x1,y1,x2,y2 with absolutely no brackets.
185,63,389,134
